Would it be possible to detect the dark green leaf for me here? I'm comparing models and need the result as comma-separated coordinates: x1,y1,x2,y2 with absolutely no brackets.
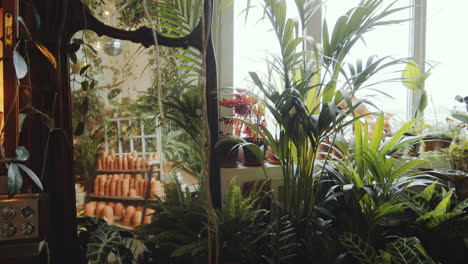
15,146,30,161
75,122,85,136
81,80,89,91
17,164,43,191
8,163,23,196
79,65,91,76
73,38,84,45
80,97,89,116
108,88,122,100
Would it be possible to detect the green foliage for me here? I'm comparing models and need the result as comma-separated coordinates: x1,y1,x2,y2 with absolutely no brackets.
404,183,468,238
324,114,434,239
77,216,147,264
74,131,103,181
7,146,43,197
136,176,207,260
237,0,411,224
117,0,202,37
339,233,435,264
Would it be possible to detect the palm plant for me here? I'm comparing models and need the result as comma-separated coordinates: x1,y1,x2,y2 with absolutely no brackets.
323,114,435,242
240,0,411,222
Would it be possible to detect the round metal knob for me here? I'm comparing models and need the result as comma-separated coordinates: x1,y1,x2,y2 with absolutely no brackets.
21,206,34,219
20,223,35,235
2,207,16,220
1,224,17,237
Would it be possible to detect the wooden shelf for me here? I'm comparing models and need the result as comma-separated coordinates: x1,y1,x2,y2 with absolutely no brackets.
88,194,145,201
112,222,134,230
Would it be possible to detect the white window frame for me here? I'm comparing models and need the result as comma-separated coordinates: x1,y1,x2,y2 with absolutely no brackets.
217,0,428,122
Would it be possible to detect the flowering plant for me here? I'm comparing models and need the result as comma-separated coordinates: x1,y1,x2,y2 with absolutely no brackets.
219,91,266,139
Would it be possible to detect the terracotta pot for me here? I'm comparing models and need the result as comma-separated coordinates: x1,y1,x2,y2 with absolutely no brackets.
421,137,452,152
317,140,342,160
215,141,239,168
265,145,281,165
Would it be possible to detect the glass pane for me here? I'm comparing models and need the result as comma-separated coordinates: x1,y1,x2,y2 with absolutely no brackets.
324,0,412,122
425,1,468,124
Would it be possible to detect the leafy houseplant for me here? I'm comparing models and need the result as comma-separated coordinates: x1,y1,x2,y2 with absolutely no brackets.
238,0,410,223
402,183,468,262
219,91,266,167
77,216,147,264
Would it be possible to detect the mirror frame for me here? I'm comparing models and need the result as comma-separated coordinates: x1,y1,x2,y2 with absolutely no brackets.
42,0,219,262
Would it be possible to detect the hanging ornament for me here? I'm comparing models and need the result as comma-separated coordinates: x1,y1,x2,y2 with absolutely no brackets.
103,36,124,56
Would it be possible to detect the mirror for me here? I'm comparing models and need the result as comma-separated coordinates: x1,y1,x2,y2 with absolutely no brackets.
69,28,205,225
81,0,203,38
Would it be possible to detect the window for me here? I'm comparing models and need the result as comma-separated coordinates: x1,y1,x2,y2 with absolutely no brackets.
219,0,462,129
324,0,411,122
425,0,468,123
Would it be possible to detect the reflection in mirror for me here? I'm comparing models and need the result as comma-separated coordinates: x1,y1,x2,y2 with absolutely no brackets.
70,29,203,227
81,0,203,37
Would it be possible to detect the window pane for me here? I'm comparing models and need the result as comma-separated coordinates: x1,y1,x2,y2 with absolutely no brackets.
425,0,468,124
324,0,411,122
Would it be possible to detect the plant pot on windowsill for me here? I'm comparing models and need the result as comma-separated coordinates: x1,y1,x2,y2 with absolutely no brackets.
317,138,344,160
421,136,452,152
215,139,240,168
265,145,281,165
241,137,264,167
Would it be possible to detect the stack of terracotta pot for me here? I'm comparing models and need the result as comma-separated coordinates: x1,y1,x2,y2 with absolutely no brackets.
93,174,164,198
97,150,159,171
83,201,156,227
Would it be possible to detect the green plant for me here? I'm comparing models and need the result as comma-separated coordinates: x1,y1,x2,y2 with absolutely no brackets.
4,146,44,196
401,183,468,263
339,233,435,264
323,114,435,243
447,140,468,172
77,216,147,264
136,176,208,261
73,130,103,181
402,61,431,120
238,0,410,224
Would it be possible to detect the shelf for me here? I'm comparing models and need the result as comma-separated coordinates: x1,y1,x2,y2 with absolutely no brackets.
88,194,145,201
96,169,159,173
112,222,134,230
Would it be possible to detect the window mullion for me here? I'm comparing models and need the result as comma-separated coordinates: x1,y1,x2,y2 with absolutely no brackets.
408,0,427,120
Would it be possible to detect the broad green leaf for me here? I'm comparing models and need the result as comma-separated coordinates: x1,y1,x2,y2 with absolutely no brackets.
435,188,454,212
86,226,122,262
17,164,43,191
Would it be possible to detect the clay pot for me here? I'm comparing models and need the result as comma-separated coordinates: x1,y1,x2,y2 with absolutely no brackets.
421,137,452,152
265,145,280,165
215,141,239,168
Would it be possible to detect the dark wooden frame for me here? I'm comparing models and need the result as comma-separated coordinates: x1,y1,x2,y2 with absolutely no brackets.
22,0,220,263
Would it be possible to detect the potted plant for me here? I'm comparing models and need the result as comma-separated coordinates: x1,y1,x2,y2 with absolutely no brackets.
219,90,266,166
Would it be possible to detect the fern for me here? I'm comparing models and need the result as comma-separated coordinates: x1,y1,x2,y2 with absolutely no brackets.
170,239,207,257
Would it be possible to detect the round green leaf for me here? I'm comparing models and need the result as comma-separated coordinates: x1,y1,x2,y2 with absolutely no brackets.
15,146,30,161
